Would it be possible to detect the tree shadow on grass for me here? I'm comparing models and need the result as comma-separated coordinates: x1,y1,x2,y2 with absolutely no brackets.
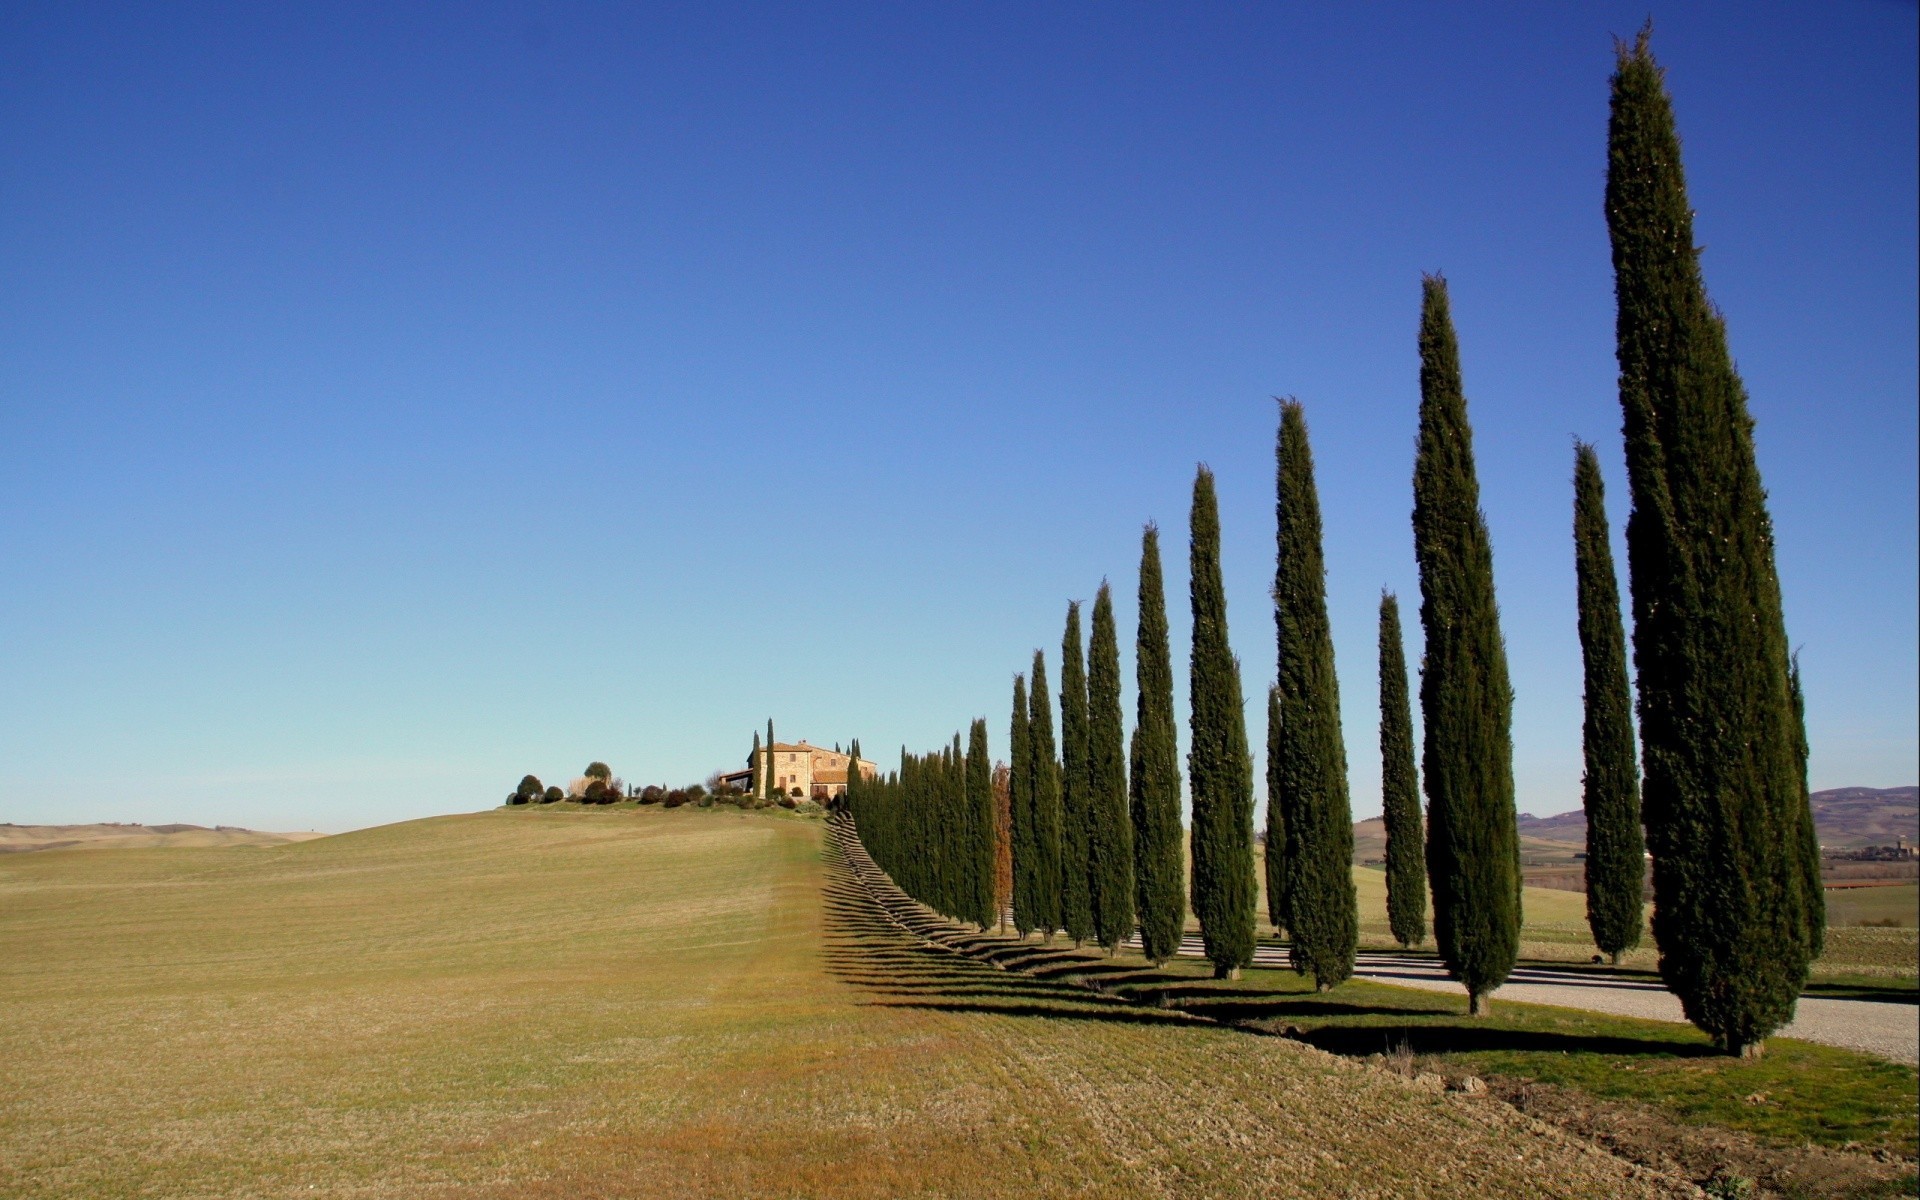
819,823,1703,1060
865,998,1212,1028
1292,1021,1716,1060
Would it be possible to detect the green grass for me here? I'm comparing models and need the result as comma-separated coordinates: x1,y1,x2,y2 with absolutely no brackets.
1827,882,1919,929
981,942,1917,1158
1,805,1689,1199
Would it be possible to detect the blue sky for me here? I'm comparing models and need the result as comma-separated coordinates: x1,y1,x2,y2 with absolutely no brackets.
2,3,1914,833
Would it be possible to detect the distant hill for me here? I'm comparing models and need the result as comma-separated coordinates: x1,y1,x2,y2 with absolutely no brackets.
0,823,327,853
1353,786,1918,861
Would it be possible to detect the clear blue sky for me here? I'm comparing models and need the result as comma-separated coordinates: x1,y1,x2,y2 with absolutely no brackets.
2,3,1914,833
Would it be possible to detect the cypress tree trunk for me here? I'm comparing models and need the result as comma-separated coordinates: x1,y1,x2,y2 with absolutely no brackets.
1573,442,1645,965
1028,650,1065,938
1010,674,1037,937
1087,582,1135,954
1130,523,1186,966
1264,684,1287,936
1378,592,1427,949
1412,275,1520,1017
967,718,996,930
1059,603,1095,946
1188,466,1257,979
1606,32,1821,1055
1274,400,1358,991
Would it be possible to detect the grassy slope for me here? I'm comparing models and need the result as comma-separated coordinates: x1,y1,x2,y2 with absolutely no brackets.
1,806,1684,1200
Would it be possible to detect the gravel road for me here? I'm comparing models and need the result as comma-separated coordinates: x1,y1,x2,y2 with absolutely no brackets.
1155,935,1918,1064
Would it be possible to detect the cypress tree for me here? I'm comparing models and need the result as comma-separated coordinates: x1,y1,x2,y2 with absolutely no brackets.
1028,650,1065,938
967,718,996,930
1059,603,1095,946
1264,684,1286,934
1573,442,1644,964
1010,673,1038,937
1130,523,1186,966
1788,657,1823,962
1412,275,1520,1016
1087,581,1135,953
992,762,1013,931
949,733,968,918
1606,32,1822,1054
750,730,764,800
1378,592,1427,948
766,719,778,799
1273,400,1357,991
1188,466,1257,979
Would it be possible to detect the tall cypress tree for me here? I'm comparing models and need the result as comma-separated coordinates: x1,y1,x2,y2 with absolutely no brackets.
1130,523,1185,965
1264,684,1286,935
1413,275,1520,1017
1573,442,1645,964
766,719,778,799
750,730,764,801
1607,32,1821,1055
1028,650,1065,938
1059,603,1095,945
1274,400,1357,991
1788,656,1823,962
967,718,996,930
1188,466,1257,979
1087,582,1135,953
1010,673,1037,937
1378,592,1427,948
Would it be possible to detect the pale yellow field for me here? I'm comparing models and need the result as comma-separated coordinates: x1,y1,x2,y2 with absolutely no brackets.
0,821,325,852
0,807,1686,1199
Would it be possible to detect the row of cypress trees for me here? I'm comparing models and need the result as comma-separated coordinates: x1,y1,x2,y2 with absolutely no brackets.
844,728,998,930
849,32,1820,1055
1006,563,1183,960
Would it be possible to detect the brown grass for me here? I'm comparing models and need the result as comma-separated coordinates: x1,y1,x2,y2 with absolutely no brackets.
1,807,1691,1198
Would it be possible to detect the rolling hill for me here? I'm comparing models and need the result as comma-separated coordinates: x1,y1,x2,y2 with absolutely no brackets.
1353,786,1918,861
0,822,326,853
1,805,1682,1199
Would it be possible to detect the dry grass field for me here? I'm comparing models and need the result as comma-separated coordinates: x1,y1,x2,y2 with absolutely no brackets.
2,806,1697,1199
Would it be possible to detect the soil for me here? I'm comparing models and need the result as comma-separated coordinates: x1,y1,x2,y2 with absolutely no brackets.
1484,1076,1917,1200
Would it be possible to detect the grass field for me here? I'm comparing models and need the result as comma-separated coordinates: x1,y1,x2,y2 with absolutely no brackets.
1827,882,1920,929
3,805,1700,1199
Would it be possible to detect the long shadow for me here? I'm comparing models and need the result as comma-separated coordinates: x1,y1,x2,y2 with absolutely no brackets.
819,821,1710,1060
867,999,1216,1028
1801,982,1919,1006
1294,1022,1717,1059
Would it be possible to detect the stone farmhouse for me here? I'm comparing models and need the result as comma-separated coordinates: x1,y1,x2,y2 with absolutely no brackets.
720,741,878,801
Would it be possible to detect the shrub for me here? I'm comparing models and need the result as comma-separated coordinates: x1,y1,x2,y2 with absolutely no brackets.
796,800,823,816
638,785,664,805
663,789,689,809
789,786,804,799
542,786,563,804
779,796,798,809
505,792,527,806
584,779,609,802
685,783,708,803
585,762,612,782
516,774,544,799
